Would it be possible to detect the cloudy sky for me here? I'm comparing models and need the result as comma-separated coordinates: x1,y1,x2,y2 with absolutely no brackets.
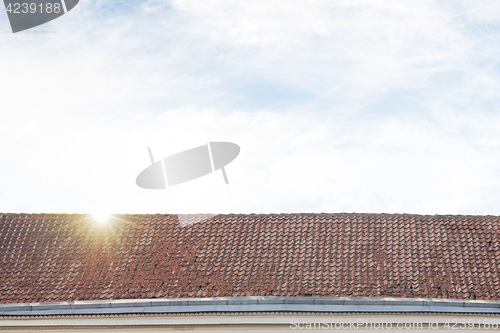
1,0,500,215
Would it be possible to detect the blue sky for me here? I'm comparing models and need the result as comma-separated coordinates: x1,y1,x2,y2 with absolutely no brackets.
1,0,500,215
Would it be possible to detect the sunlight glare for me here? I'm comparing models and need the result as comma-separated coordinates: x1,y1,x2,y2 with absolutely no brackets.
91,212,112,225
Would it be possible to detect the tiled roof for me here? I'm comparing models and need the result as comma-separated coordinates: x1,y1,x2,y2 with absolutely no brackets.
0,213,499,303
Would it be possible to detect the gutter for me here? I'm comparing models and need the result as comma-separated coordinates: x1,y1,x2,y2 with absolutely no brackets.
1,296,499,316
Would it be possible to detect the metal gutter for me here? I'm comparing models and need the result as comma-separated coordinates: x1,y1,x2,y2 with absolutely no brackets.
1,296,499,316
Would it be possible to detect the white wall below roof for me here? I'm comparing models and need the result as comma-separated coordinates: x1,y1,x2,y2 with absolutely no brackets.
1,312,500,332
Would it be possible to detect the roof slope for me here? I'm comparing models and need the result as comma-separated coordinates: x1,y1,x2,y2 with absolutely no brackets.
0,213,499,303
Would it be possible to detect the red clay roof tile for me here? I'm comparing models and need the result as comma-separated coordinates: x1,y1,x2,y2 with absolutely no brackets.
0,213,499,303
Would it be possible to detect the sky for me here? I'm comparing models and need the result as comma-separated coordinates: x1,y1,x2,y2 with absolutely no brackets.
1,0,500,215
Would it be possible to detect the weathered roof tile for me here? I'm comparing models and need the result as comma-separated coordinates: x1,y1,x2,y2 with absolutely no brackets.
0,213,499,303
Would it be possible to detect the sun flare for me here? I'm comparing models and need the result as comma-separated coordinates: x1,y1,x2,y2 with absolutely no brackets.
91,212,112,224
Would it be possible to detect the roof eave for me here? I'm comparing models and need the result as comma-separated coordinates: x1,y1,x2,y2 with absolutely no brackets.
1,296,499,316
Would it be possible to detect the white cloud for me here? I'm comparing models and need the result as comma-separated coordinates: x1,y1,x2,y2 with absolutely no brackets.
0,0,499,215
